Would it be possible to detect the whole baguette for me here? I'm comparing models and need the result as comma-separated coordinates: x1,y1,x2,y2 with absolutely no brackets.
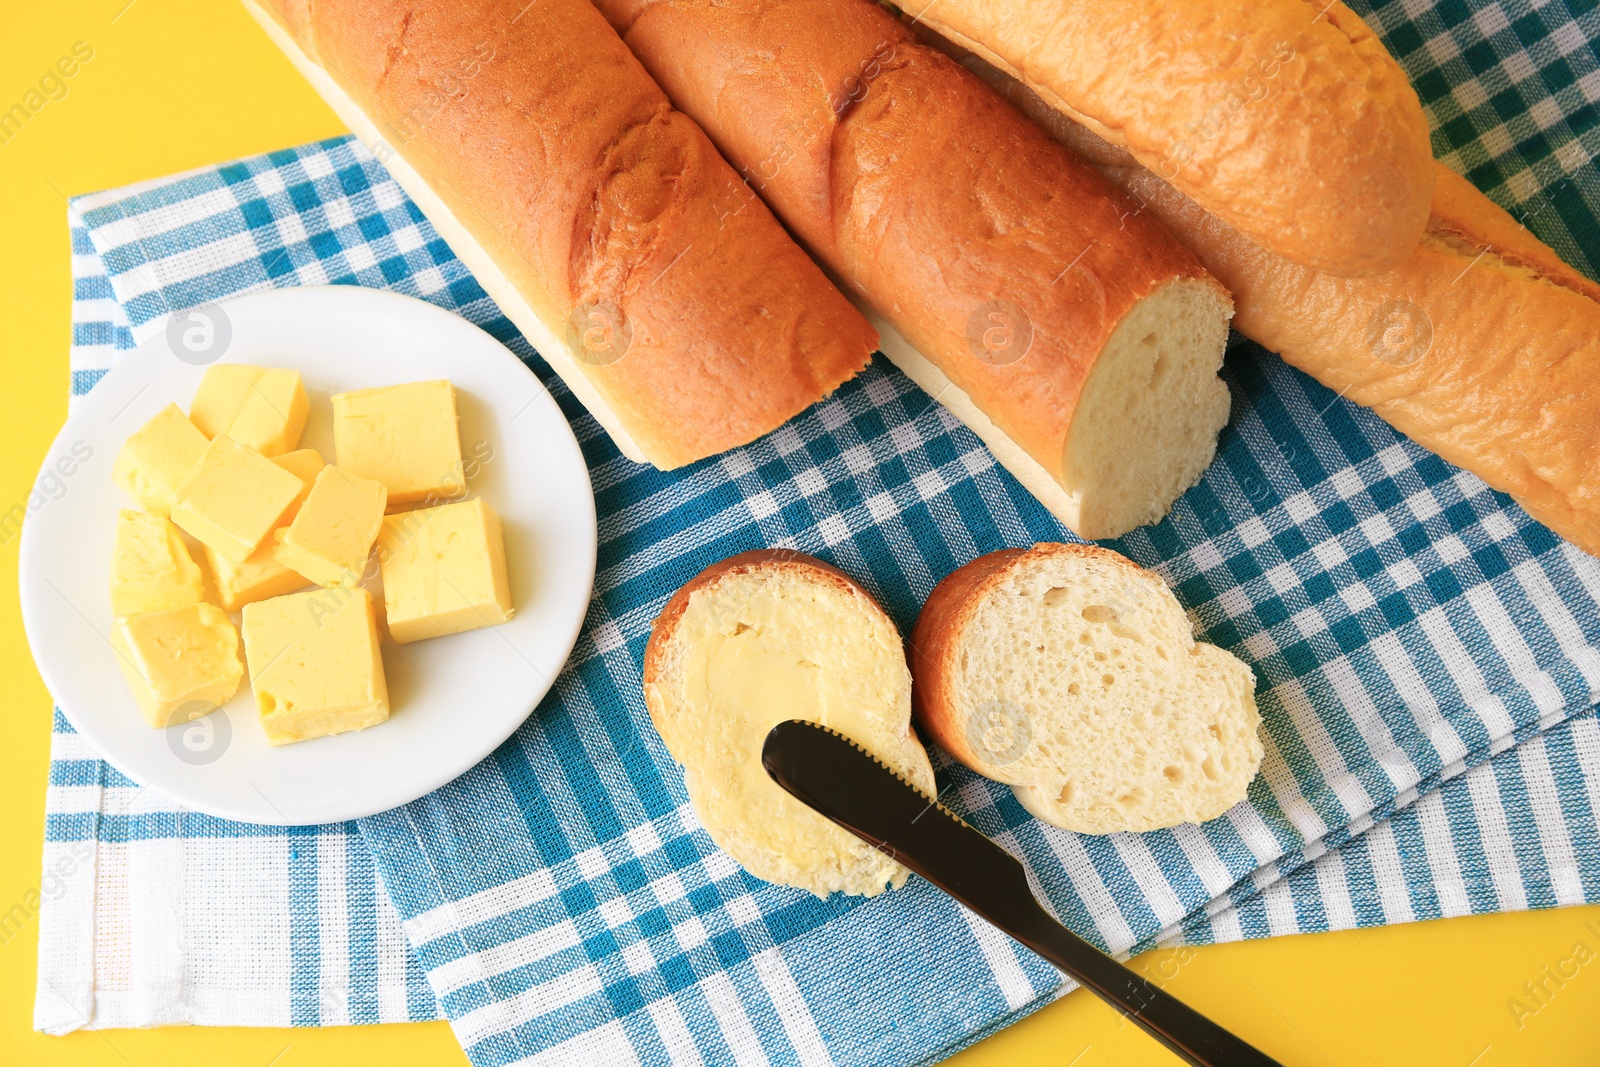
965,51,1600,557
915,0,1434,276
595,0,1236,539
249,0,875,470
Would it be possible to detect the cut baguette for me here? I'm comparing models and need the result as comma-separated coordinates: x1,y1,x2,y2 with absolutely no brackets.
644,551,936,896
956,45,1600,558
246,0,874,470
594,0,1234,539
911,544,1263,834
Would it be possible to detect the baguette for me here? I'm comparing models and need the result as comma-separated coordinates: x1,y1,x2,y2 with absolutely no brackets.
911,543,1263,834
595,0,1235,539
246,0,875,470
913,0,1434,276
961,50,1600,558
643,551,936,896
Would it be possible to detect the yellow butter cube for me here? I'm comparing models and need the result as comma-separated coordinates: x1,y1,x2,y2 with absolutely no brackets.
272,448,327,520
189,364,309,457
379,498,514,643
170,436,305,564
188,364,259,438
273,466,387,587
111,603,243,728
109,509,205,616
241,587,389,744
332,380,464,506
111,403,208,517
201,448,326,610
205,542,312,613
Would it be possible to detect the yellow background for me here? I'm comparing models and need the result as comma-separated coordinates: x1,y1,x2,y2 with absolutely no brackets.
2,2,1597,1064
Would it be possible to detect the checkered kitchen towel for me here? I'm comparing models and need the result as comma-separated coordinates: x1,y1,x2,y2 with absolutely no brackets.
34,0,1600,1060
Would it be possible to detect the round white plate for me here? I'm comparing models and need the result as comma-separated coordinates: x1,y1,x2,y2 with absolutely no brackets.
19,286,597,825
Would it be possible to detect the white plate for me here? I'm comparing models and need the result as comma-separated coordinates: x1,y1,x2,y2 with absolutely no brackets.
19,286,597,825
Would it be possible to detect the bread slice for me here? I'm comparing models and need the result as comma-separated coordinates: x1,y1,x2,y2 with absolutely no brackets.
911,544,1262,834
644,551,936,896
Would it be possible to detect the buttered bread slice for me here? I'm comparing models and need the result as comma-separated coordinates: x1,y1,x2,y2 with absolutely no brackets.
911,543,1263,834
643,550,936,897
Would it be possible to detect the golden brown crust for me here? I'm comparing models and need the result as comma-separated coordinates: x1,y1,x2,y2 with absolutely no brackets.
908,547,1023,766
1104,160,1600,558
917,0,1434,276
643,550,891,739
910,542,1151,766
1427,166,1600,304
256,0,875,470
593,0,1225,492
964,54,1600,558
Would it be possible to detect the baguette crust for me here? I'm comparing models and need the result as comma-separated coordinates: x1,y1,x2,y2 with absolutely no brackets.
917,0,1434,276
596,0,1234,536
908,546,1030,767
965,54,1600,558
255,0,875,470
1109,161,1600,558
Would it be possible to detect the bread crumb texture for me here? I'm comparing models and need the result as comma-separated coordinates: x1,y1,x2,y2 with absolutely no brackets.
645,553,936,897
928,544,1262,833
1061,277,1232,537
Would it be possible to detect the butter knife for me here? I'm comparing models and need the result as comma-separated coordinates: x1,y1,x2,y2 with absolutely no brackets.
761,719,1283,1067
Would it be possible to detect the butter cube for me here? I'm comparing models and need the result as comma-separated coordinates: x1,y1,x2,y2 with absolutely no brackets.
111,603,243,728
190,364,309,457
205,542,312,613
241,587,389,744
379,498,513,643
170,436,306,564
201,450,326,611
332,380,464,506
109,509,205,616
273,448,327,521
273,466,387,587
189,364,261,437
112,403,208,517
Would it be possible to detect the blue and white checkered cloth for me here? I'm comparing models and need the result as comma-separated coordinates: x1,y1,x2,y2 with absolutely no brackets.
36,0,1600,1060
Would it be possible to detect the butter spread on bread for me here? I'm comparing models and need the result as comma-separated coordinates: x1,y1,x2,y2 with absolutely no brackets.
594,0,1237,540
644,551,936,897
914,0,1434,276
247,0,876,470
912,544,1263,834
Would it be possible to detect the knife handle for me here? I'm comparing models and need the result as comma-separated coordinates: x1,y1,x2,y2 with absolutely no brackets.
1012,908,1283,1067
758,720,1280,1065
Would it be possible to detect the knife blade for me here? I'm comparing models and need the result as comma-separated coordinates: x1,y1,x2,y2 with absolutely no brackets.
761,719,1283,1067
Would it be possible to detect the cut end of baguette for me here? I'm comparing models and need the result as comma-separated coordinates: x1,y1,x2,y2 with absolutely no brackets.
911,544,1263,834
1061,278,1233,539
643,551,936,897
